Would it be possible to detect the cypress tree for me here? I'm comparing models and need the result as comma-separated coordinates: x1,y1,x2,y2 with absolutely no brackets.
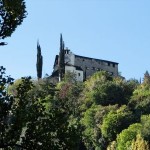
58,34,65,81
36,41,43,80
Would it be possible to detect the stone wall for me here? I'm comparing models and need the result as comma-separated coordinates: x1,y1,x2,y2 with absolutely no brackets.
65,65,83,82
74,55,118,80
52,50,119,82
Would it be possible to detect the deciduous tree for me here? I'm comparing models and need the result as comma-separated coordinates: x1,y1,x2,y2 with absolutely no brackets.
0,0,27,44
116,123,142,150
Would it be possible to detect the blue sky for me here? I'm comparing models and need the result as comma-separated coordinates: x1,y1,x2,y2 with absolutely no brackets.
1,0,150,80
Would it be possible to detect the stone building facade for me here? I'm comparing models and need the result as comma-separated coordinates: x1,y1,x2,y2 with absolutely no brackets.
74,54,118,80
52,48,118,82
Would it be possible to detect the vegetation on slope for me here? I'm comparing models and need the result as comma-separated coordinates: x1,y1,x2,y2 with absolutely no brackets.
1,70,150,149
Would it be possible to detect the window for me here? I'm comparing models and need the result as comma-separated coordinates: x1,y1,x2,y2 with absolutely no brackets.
108,62,110,66
78,73,80,76
92,67,95,70
113,64,115,67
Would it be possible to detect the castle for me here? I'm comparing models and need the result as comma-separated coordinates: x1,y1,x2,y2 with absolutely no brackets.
51,35,118,82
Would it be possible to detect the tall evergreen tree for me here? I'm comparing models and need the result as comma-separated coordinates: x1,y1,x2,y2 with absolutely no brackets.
36,41,43,80
58,34,65,81
143,71,150,85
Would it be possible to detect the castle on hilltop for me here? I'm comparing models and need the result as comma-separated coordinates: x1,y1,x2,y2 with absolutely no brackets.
51,34,118,82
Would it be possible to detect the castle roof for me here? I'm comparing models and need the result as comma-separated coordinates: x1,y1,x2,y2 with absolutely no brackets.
75,54,118,65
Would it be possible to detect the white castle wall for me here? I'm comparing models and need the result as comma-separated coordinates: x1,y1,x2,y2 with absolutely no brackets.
65,65,83,82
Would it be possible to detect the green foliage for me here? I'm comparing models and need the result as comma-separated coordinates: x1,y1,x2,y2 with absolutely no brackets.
0,66,15,148
81,105,100,149
79,72,140,149
0,0,27,40
2,67,150,149
81,105,118,149
107,141,117,150
21,99,80,149
116,115,150,150
81,72,134,110
140,115,150,141
129,74,150,117
18,76,83,149
114,77,139,103
84,71,113,91
131,134,149,150
0,67,33,149
2,71,82,149
58,34,65,81
92,81,124,106
143,71,150,86
101,105,133,142
116,123,142,150
7,78,23,96
63,71,77,83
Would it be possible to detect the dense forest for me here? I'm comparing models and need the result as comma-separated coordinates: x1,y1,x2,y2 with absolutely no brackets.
1,68,150,150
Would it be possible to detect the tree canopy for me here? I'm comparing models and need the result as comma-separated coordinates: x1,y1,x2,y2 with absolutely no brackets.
0,0,27,44
1,70,150,149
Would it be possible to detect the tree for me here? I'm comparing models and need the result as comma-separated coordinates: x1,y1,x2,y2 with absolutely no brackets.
114,77,139,103
0,67,33,149
1,69,83,149
143,71,150,86
140,115,150,141
107,141,116,150
131,134,149,150
36,41,43,80
19,76,83,149
54,73,85,149
81,105,100,149
116,123,142,150
81,104,118,150
0,0,27,44
80,71,131,110
101,105,133,142
129,72,150,118
7,78,23,96
58,34,65,81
